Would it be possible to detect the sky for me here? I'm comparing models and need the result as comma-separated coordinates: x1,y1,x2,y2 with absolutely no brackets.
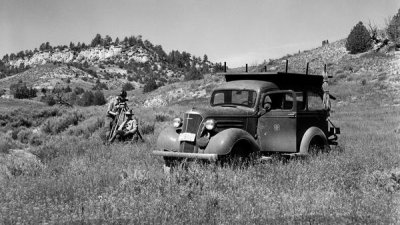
1,0,399,67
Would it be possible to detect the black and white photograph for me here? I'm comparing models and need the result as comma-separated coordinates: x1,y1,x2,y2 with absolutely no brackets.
1,0,400,223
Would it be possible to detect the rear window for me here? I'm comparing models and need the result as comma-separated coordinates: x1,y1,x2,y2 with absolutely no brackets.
307,91,324,110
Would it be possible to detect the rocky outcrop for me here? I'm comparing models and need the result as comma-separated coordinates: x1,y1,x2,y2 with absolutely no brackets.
7,45,155,68
143,96,168,107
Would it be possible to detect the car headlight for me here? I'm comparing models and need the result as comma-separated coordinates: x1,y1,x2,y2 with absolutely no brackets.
173,118,182,128
204,119,216,130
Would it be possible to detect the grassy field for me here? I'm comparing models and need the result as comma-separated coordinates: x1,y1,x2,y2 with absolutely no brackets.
1,81,400,224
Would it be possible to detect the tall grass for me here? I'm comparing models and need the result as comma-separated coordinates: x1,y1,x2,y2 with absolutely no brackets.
1,98,399,224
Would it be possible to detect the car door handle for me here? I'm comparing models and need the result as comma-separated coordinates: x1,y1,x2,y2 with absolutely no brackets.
287,113,296,118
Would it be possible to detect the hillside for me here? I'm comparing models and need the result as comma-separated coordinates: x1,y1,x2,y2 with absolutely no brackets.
1,37,400,223
0,35,220,97
141,39,400,108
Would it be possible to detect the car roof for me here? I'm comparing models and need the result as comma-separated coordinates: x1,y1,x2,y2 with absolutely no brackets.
219,72,326,96
214,80,278,92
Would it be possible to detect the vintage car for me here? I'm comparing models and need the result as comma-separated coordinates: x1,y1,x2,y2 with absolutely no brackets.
153,71,340,165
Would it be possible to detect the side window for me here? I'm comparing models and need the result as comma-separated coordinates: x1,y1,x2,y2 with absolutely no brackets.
296,92,305,110
213,92,225,105
307,91,324,110
264,92,294,110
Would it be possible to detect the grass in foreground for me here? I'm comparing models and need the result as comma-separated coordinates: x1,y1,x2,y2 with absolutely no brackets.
0,99,399,224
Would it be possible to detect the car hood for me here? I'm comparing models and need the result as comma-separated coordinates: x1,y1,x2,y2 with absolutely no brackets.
185,105,257,118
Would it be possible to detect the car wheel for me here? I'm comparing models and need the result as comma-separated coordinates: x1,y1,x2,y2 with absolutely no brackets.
308,137,330,155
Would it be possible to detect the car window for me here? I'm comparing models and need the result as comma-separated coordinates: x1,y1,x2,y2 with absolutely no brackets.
264,92,294,110
296,92,305,110
307,91,324,110
211,90,257,107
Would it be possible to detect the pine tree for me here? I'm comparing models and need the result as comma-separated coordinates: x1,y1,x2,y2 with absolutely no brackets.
2,54,9,62
345,21,372,54
203,54,208,63
104,35,112,46
91,34,102,47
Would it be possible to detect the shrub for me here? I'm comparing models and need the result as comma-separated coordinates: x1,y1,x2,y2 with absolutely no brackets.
387,9,400,46
29,134,43,146
122,82,135,91
361,79,367,86
92,80,108,90
76,91,94,106
17,128,33,144
66,116,104,137
346,21,372,54
155,113,170,122
10,81,37,99
143,77,158,93
185,67,203,81
42,96,56,106
74,87,85,95
0,133,21,153
41,111,84,135
93,91,106,106
140,121,155,134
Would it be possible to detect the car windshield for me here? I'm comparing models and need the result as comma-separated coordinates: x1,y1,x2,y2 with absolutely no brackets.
211,90,257,108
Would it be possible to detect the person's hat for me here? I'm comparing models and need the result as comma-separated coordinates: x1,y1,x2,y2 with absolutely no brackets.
119,90,127,98
125,109,134,116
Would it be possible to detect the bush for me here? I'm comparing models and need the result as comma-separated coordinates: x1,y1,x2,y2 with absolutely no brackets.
387,9,400,46
76,91,94,106
41,111,84,135
155,113,170,122
346,22,372,54
185,67,203,81
29,134,43,146
93,91,106,106
74,87,85,95
122,82,135,92
127,75,134,81
143,78,158,93
10,81,37,99
361,79,367,86
140,121,155,134
42,96,56,106
17,128,33,144
0,133,21,153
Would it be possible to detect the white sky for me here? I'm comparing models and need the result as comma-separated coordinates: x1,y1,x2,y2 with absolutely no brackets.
1,0,399,67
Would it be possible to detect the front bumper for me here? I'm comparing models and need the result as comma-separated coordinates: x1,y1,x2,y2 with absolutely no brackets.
152,150,218,161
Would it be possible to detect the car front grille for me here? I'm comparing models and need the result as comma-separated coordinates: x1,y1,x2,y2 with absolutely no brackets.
180,113,203,153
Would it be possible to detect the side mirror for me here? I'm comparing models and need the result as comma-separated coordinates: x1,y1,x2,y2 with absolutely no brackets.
263,102,272,112
257,103,271,117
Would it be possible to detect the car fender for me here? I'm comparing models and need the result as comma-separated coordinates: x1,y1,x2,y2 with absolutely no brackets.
204,128,260,155
299,127,328,155
156,127,180,151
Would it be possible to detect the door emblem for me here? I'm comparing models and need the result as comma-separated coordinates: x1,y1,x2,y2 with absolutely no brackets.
273,124,280,131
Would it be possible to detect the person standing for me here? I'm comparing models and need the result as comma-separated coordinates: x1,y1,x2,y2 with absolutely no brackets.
105,90,128,139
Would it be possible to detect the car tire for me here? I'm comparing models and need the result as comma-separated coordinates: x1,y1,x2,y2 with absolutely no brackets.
308,136,330,155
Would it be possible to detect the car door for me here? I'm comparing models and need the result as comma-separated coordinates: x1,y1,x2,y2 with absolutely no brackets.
257,90,297,152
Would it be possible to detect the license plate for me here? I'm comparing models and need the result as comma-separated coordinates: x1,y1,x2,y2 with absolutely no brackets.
179,133,196,142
